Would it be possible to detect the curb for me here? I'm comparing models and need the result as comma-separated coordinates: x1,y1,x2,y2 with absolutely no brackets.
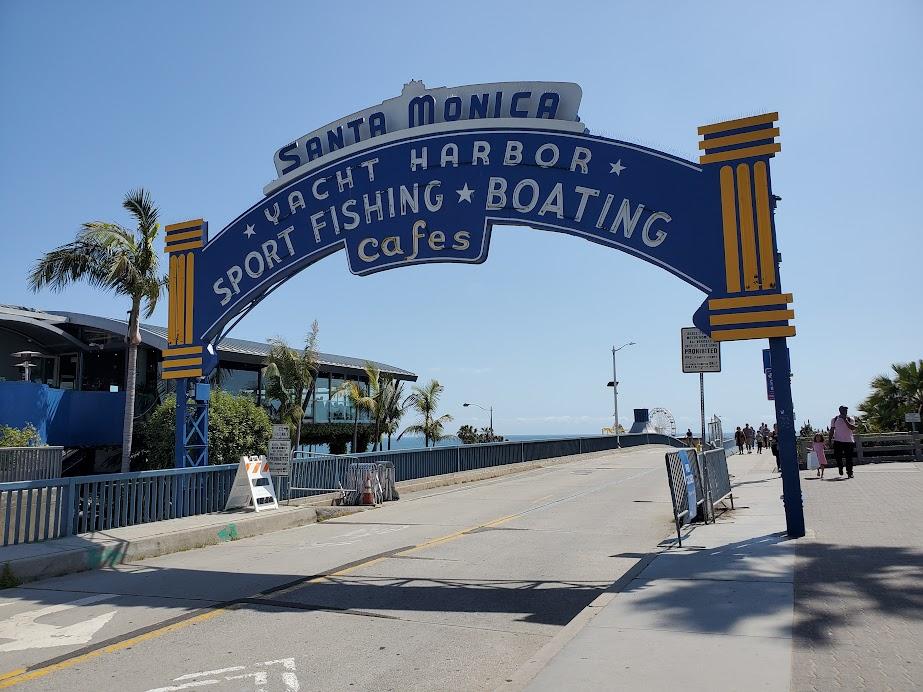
2,504,366,585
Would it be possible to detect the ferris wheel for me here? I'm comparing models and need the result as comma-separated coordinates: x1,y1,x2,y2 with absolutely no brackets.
649,408,676,436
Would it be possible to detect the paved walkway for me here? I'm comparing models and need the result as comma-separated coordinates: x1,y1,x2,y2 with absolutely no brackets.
516,452,795,691
793,461,923,691
513,454,923,692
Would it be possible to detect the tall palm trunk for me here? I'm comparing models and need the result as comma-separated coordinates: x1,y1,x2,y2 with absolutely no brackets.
352,408,360,452
120,298,141,473
294,381,313,455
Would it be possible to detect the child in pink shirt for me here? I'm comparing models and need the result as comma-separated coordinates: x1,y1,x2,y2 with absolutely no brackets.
812,433,828,478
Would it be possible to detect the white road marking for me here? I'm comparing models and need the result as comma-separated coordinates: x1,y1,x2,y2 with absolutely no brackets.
148,657,299,692
0,593,117,652
175,666,245,680
307,524,409,548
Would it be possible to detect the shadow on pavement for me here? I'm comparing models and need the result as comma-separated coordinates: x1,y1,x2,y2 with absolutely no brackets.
605,532,923,645
793,542,923,646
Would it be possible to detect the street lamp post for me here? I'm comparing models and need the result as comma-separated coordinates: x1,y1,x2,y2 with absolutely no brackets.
608,342,635,447
463,402,493,432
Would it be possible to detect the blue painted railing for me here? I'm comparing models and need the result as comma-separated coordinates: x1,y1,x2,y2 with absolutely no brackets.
0,433,683,547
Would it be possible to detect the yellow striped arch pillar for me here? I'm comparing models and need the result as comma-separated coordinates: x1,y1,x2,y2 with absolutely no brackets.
698,113,795,342
163,219,206,379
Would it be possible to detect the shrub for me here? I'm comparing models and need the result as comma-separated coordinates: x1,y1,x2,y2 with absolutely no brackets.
140,390,272,469
0,423,42,448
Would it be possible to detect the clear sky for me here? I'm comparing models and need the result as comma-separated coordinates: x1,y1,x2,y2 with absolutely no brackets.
1,1,920,436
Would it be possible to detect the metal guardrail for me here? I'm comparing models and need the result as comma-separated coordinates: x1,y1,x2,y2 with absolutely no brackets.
347,432,683,482
0,447,64,482
1,432,684,547
1,465,238,546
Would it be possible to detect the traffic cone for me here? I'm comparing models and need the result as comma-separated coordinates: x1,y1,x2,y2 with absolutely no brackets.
361,472,375,505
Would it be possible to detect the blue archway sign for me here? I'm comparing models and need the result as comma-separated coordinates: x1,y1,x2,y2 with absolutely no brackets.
162,81,804,537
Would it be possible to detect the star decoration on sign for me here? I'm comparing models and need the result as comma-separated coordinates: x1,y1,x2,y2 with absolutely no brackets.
243,224,256,238
456,183,475,203
610,160,626,176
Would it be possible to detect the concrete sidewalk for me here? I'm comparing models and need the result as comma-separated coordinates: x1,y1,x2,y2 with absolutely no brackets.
506,452,796,691
505,455,923,692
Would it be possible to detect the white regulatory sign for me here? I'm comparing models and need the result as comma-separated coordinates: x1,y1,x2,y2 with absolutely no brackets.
906,412,921,423
271,424,290,440
681,327,721,373
267,438,291,476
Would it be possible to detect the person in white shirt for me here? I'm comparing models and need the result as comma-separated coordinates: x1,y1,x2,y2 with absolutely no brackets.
830,405,858,478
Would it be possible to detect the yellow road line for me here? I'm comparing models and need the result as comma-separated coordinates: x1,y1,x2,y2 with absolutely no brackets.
0,506,538,686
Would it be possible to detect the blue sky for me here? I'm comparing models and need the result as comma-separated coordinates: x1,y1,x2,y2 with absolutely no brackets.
1,1,920,435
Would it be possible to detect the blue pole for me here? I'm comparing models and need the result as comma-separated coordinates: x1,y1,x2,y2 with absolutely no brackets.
768,337,805,537
174,377,188,468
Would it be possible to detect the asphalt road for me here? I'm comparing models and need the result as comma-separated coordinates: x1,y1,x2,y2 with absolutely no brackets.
0,445,678,691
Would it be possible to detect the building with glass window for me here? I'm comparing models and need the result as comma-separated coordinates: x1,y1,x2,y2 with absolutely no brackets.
0,305,416,449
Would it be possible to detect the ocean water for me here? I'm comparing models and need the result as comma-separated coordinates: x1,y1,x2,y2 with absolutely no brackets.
298,433,579,455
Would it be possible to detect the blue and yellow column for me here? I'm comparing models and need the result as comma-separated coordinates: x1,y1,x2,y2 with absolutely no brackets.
699,113,804,538
163,219,205,379
163,219,209,468
698,113,796,342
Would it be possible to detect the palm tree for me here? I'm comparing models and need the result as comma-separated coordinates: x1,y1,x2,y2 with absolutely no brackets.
29,189,163,472
341,378,375,452
381,379,411,450
400,379,453,448
859,360,923,432
262,321,320,449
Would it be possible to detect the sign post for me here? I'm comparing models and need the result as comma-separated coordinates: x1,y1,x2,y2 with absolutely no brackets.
682,327,721,448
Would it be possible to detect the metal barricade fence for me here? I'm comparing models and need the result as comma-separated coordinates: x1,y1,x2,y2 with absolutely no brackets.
701,447,734,522
664,448,708,547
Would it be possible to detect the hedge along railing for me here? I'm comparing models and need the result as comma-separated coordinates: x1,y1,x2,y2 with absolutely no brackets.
0,447,64,482
0,433,683,547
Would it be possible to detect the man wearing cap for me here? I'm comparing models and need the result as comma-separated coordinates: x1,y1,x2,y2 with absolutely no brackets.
830,405,858,478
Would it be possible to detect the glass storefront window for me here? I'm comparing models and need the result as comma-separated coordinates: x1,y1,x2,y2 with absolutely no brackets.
218,368,260,402
313,374,330,423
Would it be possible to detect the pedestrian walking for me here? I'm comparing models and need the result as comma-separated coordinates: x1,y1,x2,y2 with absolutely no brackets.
734,426,745,455
685,428,694,447
830,405,858,478
770,424,780,471
756,432,764,454
811,432,829,479
744,424,755,453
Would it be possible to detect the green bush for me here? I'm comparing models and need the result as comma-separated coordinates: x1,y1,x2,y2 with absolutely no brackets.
0,423,42,448
139,390,272,469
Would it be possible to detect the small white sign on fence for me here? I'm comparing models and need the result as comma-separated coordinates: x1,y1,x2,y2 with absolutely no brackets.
224,455,279,512
271,424,291,440
905,412,921,424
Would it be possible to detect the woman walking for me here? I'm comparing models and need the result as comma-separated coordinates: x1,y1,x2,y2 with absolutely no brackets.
735,426,745,455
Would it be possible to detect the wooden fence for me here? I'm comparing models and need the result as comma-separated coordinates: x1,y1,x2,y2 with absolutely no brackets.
797,433,921,465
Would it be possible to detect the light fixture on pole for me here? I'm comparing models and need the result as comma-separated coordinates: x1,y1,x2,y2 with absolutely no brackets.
607,342,635,447
11,350,44,383
462,402,493,432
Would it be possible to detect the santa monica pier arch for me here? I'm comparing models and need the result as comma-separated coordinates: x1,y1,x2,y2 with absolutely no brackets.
162,81,804,536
